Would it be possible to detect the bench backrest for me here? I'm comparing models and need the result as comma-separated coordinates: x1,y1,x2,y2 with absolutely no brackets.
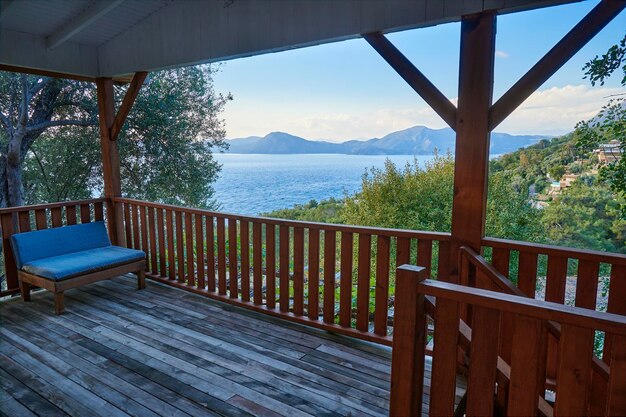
11,221,112,269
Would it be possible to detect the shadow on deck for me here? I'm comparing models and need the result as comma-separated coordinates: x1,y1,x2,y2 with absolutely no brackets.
0,276,467,416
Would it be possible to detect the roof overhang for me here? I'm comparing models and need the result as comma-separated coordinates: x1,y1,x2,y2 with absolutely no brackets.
0,0,581,81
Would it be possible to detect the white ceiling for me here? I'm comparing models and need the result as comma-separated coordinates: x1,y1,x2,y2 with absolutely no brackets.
0,0,580,79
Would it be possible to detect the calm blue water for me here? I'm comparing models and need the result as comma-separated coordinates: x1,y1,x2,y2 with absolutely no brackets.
212,154,436,215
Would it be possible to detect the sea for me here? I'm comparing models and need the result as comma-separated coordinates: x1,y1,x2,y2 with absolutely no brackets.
212,153,437,215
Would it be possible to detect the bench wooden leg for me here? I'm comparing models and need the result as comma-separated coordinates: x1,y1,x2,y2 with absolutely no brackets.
137,269,146,290
54,292,65,315
19,281,31,302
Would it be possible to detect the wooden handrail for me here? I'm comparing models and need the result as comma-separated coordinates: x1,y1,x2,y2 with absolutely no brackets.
113,197,451,241
0,198,108,215
413,276,626,336
482,236,626,266
460,246,611,380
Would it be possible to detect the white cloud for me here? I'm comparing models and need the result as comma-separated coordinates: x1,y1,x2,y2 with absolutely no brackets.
495,50,509,58
496,84,624,135
224,84,624,140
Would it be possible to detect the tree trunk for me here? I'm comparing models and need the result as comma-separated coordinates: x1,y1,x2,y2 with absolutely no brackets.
5,129,24,207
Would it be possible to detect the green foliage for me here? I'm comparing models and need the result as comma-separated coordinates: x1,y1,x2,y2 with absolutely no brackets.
117,66,231,209
576,34,626,214
23,126,101,204
342,154,455,232
541,179,625,253
263,198,344,223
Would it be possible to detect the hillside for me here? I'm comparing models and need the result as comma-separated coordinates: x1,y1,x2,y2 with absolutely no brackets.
226,125,548,155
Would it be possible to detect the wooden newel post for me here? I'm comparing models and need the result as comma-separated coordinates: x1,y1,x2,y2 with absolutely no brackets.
390,264,428,416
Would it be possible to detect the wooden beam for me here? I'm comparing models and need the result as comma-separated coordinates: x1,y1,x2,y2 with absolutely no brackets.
46,0,125,49
0,64,96,83
363,32,457,130
489,0,626,130
110,71,147,141
96,77,123,245
449,12,496,280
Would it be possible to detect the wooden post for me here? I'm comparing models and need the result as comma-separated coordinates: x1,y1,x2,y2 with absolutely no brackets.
96,72,147,246
96,77,123,245
449,12,496,281
389,264,428,416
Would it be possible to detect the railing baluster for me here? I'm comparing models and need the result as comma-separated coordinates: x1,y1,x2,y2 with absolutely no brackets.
466,306,501,416
555,324,594,416
607,334,626,415
253,222,263,305
266,224,276,309
148,207,158,275
94,201,104,221
374,235,390,336
429,298,460,417
437,240,451,282
195,214,205,290
51,207,62,227
175,211,185,283
293,227,304,316
517,251,538,297
605,264,626,362
417,239,432,276
216,217,227,295
35,209,47,230
323,230,336,324
339,231,354,327
240,220,250,302
18,211,31,232
157,208,166,276
131,204,140,249
507,315,546,416
491,247,510,278
140,205,149,271
123,203,132,247
356,233,371,332
396,236,410,267
166,210,175,280
206,216,216,292
66,205,77,225
279,225,290,312
80,203,91,223
1,213,18,291
308,228,320,320
575,260,600,310
185,211,195,287
228,218,239,298
546,255,568,380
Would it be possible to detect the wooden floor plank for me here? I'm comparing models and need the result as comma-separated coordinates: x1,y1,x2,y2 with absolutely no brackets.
0,275,429,417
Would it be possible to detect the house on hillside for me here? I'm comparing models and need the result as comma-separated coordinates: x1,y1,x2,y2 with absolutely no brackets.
596,139,623,164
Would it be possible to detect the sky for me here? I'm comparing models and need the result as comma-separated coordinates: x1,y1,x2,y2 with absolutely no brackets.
213,1,626,141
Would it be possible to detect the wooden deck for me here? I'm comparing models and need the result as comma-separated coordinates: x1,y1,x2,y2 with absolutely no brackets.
0,275,462,416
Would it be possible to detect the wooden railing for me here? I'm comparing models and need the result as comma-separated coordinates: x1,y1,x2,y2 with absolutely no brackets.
391,264,626,417
114,197,452,344
0,198,108,297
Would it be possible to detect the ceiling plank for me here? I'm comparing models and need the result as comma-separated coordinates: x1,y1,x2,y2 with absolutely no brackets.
46,0,126,49
363,32,457,131
489,0,626,130
0,0,18,23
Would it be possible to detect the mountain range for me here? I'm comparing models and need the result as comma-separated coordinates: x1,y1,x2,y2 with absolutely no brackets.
225,126,550,155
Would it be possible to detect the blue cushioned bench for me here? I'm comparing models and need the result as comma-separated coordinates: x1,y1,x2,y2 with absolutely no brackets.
11,221,146,314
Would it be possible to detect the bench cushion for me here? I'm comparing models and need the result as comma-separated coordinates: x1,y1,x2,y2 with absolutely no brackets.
11,221,112,269
22,246,145,281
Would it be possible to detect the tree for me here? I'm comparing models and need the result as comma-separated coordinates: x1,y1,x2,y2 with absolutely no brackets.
575,34,626,214
0,74,97,207
1,65,231,209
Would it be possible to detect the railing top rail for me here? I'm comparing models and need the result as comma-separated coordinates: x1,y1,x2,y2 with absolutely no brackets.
482,236,626,265
113,197,452,241
407,273,626,336
0,198,107,215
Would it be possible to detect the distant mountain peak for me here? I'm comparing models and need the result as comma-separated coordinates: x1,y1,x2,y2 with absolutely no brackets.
225,125,550,155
